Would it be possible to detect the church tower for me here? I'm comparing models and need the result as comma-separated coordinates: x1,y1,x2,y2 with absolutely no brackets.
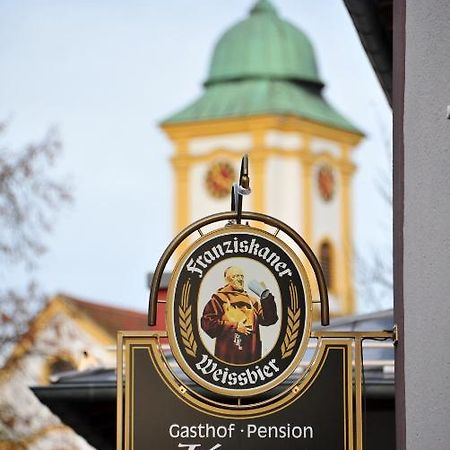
160,0,363,315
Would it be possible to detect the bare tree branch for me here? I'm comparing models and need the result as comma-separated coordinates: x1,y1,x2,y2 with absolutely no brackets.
356,107,393,311
0,124,72,267
0,121,72,361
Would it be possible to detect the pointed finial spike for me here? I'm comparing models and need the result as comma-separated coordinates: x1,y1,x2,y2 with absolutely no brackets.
239,154,251,194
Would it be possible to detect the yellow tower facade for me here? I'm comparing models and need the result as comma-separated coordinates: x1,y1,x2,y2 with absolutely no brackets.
161,0,363,316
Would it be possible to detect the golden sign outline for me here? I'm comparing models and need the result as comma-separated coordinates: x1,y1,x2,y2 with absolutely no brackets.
166,225,313,397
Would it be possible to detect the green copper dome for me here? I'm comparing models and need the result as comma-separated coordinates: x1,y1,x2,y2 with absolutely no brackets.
163,0,361,135
206,0,322,86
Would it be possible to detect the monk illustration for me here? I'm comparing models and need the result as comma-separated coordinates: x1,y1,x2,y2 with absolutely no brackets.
201,266,278,364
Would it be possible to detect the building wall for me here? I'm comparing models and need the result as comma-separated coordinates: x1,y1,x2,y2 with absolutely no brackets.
265,153,303,233
402,0,450,448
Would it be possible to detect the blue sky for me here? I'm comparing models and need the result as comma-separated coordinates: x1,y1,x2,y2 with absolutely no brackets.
0,0,392,312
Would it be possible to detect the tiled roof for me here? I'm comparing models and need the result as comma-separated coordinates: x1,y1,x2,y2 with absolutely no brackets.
163,79,362,134
62,295,150,336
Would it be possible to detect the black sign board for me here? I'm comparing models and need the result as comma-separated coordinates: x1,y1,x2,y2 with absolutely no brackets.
117,335,354,450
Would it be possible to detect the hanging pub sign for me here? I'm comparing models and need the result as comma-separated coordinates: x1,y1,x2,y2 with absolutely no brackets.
116,155,394,450
167,226,311,397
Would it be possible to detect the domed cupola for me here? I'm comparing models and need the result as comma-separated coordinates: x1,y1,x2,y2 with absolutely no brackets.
163,0,359,134
205,0,323,88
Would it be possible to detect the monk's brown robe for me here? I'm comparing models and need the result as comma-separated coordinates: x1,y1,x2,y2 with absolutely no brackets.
201,285,278,364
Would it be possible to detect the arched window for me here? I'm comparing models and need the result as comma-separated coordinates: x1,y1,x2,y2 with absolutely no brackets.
319,241,333,290
43,354,77,384
48,357,76,376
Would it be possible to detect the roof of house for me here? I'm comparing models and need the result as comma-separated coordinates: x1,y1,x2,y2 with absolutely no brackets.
63,296,149,337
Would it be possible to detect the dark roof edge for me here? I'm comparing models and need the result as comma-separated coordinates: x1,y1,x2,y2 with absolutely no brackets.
343,0,392,106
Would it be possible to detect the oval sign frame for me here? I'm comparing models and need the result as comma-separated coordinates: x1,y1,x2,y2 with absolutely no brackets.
166,225,312,397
